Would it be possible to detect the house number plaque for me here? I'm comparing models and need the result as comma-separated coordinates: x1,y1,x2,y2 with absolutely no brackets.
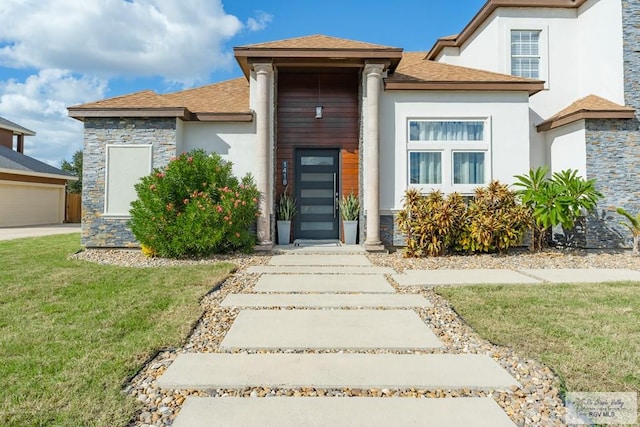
282,160,288,186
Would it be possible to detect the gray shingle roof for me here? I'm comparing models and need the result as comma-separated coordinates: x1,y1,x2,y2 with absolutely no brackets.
0,117,36,135
0,145,75,179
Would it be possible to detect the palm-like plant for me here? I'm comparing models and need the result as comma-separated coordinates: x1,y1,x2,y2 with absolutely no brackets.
616,207,640,255
514,166,603,251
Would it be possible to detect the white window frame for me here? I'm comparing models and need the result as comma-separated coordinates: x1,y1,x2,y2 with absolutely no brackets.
510,30,541,79
104,144,153,216
406,118,491,195
501,23,549,89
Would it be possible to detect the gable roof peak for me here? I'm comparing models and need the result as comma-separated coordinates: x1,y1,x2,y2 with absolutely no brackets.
236,34,400,51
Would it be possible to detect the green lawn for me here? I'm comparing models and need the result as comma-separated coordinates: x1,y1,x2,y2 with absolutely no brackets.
437,282,640,395
0,234,235,426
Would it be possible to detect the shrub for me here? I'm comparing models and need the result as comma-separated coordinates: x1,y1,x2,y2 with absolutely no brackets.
514,167,603,251
396,189,466,257
458,181,530,254
129,150,260,258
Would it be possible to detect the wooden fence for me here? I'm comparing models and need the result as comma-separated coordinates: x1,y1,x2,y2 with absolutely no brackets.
65,193,81,223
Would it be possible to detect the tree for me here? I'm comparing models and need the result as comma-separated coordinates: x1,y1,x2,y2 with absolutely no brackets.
61,150,82,193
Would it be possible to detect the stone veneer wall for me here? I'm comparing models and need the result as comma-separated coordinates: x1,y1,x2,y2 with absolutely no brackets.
585,118,640,248
82,118,178,247
380,213,405,247
577,0,640,249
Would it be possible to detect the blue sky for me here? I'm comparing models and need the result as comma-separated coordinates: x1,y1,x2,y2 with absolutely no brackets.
0,0,486,166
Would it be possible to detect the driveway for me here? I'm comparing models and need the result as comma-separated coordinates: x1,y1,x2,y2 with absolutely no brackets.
0,223,80,241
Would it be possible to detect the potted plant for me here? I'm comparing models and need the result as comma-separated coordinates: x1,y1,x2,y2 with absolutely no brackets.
339,192,360,244
277,190,296,245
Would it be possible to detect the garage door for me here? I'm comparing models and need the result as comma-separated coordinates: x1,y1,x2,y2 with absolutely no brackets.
0,181,65,227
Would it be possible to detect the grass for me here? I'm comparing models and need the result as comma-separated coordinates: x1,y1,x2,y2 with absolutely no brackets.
0,234,235,426
437,282,640,395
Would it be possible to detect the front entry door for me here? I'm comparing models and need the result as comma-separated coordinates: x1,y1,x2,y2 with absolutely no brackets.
294,149,340,240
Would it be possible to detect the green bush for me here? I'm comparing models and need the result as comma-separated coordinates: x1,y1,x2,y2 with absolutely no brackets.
458,181,530,254
129,150,260,258
514,167,603,251
396,189,467,257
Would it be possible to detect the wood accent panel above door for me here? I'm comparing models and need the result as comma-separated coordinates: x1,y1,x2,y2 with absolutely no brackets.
276,72,359,200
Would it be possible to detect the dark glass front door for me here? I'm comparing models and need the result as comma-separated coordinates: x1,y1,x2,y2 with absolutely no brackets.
294,149,339,240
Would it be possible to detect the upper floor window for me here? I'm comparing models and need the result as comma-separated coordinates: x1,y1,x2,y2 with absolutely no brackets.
511,30,540,79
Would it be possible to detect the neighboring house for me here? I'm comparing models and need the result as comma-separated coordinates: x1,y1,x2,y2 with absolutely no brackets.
0,117,77,227
68,0,639,250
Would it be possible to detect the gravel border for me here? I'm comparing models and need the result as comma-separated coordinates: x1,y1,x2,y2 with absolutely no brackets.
71,248,638,426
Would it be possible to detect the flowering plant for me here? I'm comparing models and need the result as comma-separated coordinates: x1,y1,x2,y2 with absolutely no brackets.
129,149,259,257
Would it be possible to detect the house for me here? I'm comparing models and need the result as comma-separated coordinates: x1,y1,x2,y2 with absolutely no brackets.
68,0,639,250
0,117,77,227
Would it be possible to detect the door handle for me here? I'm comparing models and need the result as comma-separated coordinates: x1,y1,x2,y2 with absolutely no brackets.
333,173,338,219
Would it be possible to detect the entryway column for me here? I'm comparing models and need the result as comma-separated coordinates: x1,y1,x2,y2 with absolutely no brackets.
364,64,384,250
254,63,274,248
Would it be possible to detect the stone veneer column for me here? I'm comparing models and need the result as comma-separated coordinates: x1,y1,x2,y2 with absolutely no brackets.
364,64,385,250
254,63,274,247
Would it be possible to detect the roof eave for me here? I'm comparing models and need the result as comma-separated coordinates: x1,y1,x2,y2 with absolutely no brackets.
537,109,637,132
0,167,78,181
0,124,36,136
426,0,589,60
384,80,544,95
67,107,192,121
234,48,404,79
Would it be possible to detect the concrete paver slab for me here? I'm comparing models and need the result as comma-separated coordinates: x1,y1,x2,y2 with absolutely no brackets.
247,266,395,275
220,293,431,308
158,353,520,390
219,309,442,350
521,268,640,283
268,254,372,266
253,274,396,293
173,397,516,427
393,269,541,286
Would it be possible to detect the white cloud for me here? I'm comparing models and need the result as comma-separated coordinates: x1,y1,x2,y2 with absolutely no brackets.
0,0,249,84
0,0,274,166
247,12,274,32
0,70,107,166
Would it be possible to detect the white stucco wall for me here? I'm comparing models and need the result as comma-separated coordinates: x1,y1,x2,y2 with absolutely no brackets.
175,118,184,153
379,90,531,212
436,0,625,118
547,120,587,178
576,0,625,105
180,122,258,180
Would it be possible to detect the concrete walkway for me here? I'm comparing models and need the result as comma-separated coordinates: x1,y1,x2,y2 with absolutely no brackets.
158,251,522,426
392,267,640,286
0,223,80,241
